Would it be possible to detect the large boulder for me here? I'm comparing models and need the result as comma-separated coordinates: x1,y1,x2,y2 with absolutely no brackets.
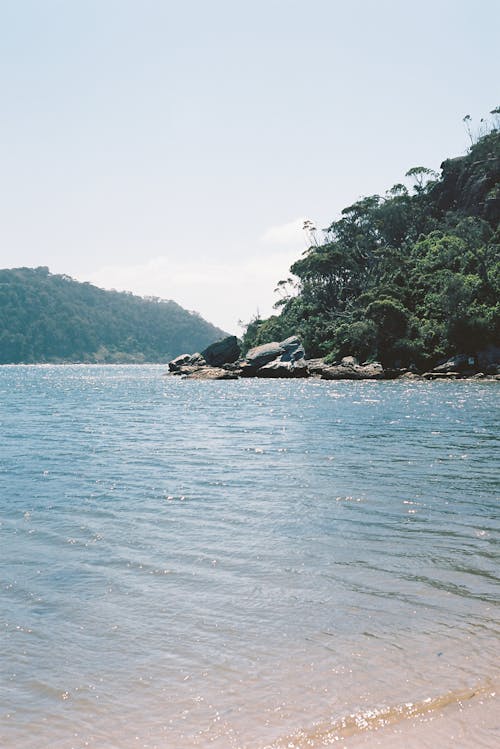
245,341,285,369
279,336,305,362
201,336,241,367
244,336,306,372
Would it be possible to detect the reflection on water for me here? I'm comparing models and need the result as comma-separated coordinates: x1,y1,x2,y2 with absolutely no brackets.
0,366,498,748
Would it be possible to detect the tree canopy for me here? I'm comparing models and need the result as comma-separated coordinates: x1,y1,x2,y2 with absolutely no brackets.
243,126,499,370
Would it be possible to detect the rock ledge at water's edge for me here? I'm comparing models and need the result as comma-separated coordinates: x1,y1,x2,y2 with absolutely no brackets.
166,336,500,381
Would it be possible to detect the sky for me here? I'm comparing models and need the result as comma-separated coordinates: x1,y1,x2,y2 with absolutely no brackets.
0,0,498,333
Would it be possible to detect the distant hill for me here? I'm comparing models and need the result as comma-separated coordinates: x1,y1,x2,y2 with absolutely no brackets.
0,267,226,363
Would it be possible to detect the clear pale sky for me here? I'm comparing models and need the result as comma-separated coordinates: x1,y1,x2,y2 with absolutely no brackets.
0,0,498,333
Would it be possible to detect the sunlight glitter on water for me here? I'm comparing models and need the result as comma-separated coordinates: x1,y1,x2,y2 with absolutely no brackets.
0,366,498,748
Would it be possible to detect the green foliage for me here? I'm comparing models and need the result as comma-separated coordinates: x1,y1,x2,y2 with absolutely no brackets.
0,268,226,364
243,127,500,368
241,315,290,353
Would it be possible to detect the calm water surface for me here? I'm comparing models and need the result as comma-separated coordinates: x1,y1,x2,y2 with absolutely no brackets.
0,366,499,748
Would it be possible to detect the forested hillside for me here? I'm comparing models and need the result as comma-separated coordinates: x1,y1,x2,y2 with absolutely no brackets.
244,124,500,370
0,267,225,363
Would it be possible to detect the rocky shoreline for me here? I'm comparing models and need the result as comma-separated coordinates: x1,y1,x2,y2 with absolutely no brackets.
166,336,500,382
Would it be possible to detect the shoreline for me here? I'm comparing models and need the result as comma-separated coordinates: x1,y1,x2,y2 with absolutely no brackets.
0,359,499,382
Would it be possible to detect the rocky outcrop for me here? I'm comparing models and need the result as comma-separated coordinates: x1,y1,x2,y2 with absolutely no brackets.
306,358,384,380
167,337,500,381
478,346,500,374
188,366,239,380
280,336,306,361
243,336,306,378
171,365,239,380
431,348,500,377
201,336,241,367
168,352,207,372
245,341,286,369
256,358,308,378
423,371,461,380
433,354,476,373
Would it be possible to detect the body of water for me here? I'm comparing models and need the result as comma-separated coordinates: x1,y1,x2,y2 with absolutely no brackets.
0,366,498,748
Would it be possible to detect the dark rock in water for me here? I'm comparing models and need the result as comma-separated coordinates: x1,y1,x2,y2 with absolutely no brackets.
201,336,241,367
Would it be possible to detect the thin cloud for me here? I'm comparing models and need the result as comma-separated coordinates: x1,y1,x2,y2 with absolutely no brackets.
260,217,306,246
81,249,300,334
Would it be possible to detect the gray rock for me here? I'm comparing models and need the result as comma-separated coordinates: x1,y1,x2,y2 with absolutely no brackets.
341,356,358,367
201,336,241,367
222,362,242,371
422,371,461,379
244,336,306,373
239,362,260,377
168,353,193,372
181,366,239,380
245,341,285,369
306,358,330,376
188,352,206,366
279,335,301,350
318,365,362,380
256,358,309,378
358,362,385,379
279,336,305,362
306,359,384,380
168,352,207,372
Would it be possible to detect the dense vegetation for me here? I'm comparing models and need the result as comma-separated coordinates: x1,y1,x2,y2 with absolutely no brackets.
0,267,225,363
244,123,500,370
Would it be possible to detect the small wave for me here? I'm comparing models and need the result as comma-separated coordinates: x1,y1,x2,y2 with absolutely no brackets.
265,683,496,747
